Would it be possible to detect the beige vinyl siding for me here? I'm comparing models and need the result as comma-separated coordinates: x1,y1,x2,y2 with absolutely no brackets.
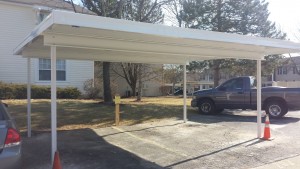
0,3,35,83
0,2,94,92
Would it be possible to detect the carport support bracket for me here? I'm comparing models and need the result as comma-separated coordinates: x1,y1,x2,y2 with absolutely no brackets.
51,46,57,163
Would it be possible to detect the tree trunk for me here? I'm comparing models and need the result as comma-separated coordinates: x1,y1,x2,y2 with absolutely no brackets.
103,62,113,103
172,82,175,95
213,60,220,87
130,83,137,97
137,64,142,101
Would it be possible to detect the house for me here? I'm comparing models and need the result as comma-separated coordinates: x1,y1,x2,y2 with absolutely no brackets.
0,0,94,92
274,56,300,81
186,56,300,91
95,63,164,97
272,56,300,87
185,69,241,93
0,0,164,97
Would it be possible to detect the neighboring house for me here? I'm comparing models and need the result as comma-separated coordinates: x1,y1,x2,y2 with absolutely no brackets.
94,63,163,97
274,56,300,81
187,71,214,92
185,69,239,93
169,57,300,93
271,56,300,87
0,0,94,92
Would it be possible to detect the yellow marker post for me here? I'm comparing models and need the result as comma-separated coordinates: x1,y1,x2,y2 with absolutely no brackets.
115,95,121,126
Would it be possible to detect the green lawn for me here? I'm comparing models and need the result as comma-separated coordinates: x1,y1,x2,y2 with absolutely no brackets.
4,97,196,132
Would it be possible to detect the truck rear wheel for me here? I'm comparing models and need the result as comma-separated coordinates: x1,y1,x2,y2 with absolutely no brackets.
198,99,216,115
265,101,288,118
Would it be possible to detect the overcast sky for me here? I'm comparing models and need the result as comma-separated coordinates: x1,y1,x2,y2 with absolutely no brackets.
267,0,300,42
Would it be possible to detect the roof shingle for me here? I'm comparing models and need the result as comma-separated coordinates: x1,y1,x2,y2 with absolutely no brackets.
1,0,92,14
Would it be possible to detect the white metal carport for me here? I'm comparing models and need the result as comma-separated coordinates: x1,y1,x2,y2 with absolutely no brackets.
14,10,300,162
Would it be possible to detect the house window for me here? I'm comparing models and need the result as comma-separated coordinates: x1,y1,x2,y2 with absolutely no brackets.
277,67,283,75
39,59,66,81
200,74,206,81
293,67,296,74
209,74,214,81
293,66,300,74
143,84,148,89
282,67,287,74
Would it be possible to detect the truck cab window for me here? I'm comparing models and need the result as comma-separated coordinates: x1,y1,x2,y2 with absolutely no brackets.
250,77,256,88
220,78,243,90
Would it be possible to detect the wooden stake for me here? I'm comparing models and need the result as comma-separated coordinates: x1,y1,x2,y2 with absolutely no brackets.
115,103,120,126
115,95,120,126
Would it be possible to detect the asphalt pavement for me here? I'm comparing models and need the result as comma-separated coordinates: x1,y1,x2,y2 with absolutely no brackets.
22,110,300,169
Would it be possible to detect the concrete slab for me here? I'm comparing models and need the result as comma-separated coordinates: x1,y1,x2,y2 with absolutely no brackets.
22,110,300,169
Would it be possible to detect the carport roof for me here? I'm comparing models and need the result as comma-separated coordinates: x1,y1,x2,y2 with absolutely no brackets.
14,10,300,64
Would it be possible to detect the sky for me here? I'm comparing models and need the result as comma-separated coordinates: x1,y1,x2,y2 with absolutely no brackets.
74,0,300,42
267,0,300,42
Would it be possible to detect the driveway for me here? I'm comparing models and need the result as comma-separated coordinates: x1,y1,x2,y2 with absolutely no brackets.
22,110,300,169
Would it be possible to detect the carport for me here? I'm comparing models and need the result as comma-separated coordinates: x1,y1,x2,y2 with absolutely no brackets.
14,10,300,162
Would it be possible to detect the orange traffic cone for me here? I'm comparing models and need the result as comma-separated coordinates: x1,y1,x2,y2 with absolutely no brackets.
52,151,62,169
262,114,273,140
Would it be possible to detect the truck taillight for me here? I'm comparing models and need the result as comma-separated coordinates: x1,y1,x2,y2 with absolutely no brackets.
4,128,21,147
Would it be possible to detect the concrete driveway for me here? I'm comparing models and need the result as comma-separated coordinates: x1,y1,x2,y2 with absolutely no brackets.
22,110,300,169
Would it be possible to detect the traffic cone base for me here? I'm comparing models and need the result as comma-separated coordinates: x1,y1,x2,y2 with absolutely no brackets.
261,137,274,141
261,114,274,141
53,151,62,169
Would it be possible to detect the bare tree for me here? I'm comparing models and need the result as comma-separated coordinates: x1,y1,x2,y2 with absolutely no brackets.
113,64,162,99
163,64,183,95
114,0,165,101
79,0,126,103
163,0,184,27
288,54,300,75
68,0,77,13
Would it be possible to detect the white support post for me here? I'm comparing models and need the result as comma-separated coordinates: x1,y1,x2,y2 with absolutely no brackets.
257,59,262,138
51,46,57,163
27,58,31,138
183,63,187,122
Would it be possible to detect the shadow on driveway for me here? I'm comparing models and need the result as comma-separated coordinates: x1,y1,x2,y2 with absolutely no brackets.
22,129,164,169
165,138,258,168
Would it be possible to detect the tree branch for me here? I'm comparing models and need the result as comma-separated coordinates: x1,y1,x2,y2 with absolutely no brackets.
69,0,77,13
289,54,300,75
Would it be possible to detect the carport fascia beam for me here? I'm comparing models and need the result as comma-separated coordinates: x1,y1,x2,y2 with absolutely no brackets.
42,33,266,60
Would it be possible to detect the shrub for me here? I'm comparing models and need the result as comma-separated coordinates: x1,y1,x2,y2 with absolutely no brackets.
0,81,81,99
13,84,27,99
57,87,81,99
83,79,102,99
159,85,171,96
31,86,51,99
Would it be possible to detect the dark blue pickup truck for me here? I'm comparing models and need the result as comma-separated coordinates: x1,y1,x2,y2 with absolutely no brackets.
191,76,300,118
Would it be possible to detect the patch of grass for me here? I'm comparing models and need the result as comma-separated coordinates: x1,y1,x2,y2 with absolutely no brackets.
4,97,197,132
